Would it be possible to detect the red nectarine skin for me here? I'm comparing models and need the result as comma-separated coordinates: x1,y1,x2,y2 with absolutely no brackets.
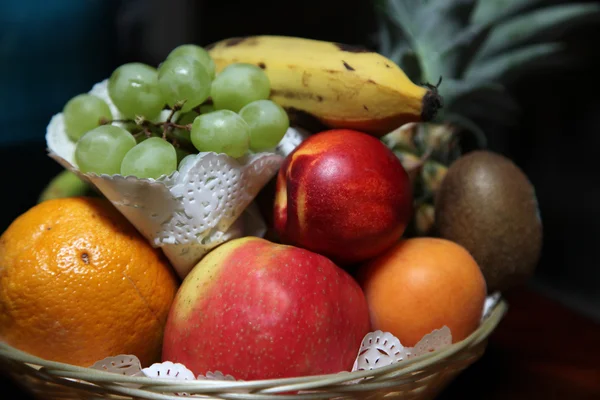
162,237,371,380
274,129,412,265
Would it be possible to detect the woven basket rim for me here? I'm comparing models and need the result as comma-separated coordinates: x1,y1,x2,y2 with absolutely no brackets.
0,298,507,394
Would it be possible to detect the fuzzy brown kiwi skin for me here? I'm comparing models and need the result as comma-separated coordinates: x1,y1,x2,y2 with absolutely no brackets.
434,150,543,292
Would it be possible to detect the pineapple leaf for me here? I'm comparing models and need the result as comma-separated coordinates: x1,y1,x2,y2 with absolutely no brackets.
375,10,393,56
383,0,419,42
417,0,476,39
470,0,546,25
464,42,565,82
379,0,479,82
438,23,495,82
374,9,422,81
411,0,478,80
475,3,600,60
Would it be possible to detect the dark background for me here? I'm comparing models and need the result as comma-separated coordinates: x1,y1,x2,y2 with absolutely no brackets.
1,0,599,398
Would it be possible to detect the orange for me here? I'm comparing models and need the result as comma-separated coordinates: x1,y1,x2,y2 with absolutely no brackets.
356,237,487,347
0,197,179,367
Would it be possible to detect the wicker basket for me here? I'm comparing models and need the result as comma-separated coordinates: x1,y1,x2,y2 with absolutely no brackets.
0,298,506,400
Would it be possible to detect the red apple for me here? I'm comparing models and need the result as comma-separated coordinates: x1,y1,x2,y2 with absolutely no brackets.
274,129,412,266
161,236,371,380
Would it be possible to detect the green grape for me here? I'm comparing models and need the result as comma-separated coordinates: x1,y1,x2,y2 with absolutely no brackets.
75,125,136,175
199,104,215,114
63,94,113,142
191,110,250,158
108,63,164,119
120,137,177,179
158,56,211,112
166,44,216,79
178,153,197,174
239,100,290,151
211,63,270,112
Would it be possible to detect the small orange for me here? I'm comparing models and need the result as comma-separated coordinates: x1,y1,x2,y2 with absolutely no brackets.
0,197,179,367
356,237,487,347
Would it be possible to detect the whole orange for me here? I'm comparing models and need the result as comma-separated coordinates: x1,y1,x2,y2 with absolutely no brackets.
0,197,179,367
356,237,487,347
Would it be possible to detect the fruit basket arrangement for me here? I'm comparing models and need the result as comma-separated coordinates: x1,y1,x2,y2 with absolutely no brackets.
1,19,552,398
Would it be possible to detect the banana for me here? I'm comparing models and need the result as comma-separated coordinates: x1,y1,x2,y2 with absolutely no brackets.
207,35,442,136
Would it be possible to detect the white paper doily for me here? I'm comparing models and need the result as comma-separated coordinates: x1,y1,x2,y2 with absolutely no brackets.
46,80,290,279
90,355,143,377
142,361,196,380
351,326,452,372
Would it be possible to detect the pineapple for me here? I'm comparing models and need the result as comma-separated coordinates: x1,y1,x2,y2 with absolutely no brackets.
374,0,600,236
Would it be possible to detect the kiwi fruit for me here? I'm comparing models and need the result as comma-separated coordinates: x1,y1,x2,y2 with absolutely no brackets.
434,150,542,292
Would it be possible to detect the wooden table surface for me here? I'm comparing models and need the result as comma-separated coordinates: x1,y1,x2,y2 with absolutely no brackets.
438,287,600,399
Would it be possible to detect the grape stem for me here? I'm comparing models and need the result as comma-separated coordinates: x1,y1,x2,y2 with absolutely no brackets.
170,123,192,130
101,118,191,132
100,115,195,153
165,102,183,124
162,104,185,139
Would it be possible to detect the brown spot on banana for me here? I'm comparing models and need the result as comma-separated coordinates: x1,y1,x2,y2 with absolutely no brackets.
271,89,324,102
301,72,311,87
258,62,266,69
342,61,355,71
224,36,259,47
363,105,369,111
334,43,372,53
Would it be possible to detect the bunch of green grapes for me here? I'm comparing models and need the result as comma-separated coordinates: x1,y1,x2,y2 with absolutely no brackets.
62,44,289,179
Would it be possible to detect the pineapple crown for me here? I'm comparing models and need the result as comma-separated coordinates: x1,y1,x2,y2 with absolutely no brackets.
375,0,600,137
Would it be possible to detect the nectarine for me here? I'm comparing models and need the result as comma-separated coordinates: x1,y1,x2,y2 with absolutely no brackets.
274,129,412,266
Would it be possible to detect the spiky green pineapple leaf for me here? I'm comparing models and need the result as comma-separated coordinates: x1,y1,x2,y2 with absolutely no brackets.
470,0,545,25
414,0,477,48
375,10,393,56
376,0,591,138
476,3,600,60
409,0,479,80
380,0,419,42
377,0,480,81
465,42,564,82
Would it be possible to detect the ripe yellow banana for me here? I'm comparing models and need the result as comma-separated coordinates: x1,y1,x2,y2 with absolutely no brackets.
207,35,442,136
